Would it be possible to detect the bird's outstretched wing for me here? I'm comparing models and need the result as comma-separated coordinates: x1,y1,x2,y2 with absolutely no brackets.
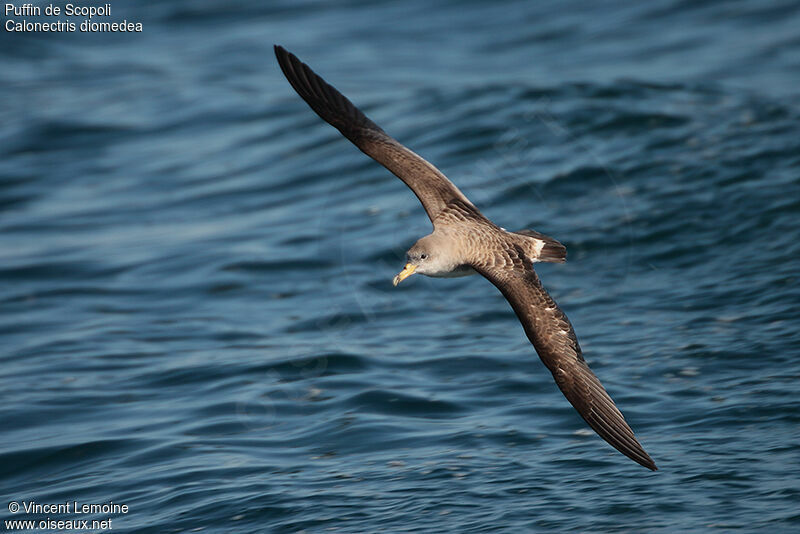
474,255,657,470
274,45,474,223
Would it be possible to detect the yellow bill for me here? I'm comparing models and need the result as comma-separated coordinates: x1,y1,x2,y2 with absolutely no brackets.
392,263,417,286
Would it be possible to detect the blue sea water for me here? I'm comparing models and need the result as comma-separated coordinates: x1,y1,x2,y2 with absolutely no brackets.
1,1,800,532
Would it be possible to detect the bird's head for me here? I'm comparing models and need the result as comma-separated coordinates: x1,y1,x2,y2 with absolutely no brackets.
393,234,450,286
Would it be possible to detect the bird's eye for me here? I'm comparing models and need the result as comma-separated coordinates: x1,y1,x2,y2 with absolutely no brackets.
420,254,428,260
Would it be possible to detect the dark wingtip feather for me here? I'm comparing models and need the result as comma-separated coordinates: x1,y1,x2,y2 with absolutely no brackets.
581,407,658,471
274,45,380,140
573,361,658,471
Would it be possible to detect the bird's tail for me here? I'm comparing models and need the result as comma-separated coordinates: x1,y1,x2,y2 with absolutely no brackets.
513,229,567,263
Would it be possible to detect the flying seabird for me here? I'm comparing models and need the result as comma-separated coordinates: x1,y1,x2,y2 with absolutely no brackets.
274,45,656,471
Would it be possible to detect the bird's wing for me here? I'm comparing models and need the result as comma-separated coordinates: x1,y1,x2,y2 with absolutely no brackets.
274,45,475,223
473,251,657,470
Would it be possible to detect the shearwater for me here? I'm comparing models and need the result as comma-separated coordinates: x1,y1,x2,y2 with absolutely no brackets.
274,45,656,471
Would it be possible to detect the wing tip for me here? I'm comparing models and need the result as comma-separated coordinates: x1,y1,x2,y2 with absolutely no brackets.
273,44,289,65
628,445,658,471
596,421,658,471
638,450,658,471
567,360,658,472
273,44,380,141
586,409,658,471
606,424,658,471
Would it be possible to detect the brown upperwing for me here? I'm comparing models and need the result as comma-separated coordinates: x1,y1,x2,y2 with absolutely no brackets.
275,45,475,224
473,251,657,470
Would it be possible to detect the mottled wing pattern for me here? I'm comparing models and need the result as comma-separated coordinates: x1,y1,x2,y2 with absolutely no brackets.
274,45,474,223
474,248,657,470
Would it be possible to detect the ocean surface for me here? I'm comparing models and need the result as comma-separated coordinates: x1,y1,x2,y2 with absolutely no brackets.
2,1,799,532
